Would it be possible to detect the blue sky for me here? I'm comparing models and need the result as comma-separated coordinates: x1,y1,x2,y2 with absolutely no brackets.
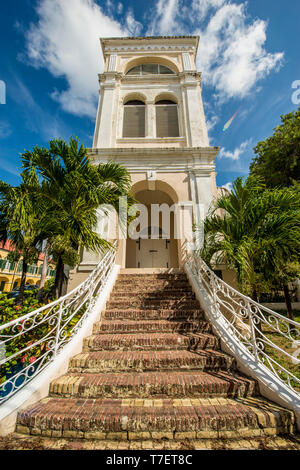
0,0,299,190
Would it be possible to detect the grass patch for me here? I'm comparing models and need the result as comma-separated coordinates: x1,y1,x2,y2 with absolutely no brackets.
261,310,300,391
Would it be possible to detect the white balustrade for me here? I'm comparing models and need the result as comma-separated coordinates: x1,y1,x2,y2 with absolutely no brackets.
185,250,300,394
0,243,117,404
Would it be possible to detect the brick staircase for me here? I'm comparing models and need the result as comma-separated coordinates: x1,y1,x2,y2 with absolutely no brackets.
13,271,297,449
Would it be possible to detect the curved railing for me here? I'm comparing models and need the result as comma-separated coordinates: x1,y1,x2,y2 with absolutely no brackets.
0,243,117,405
185,250,300,394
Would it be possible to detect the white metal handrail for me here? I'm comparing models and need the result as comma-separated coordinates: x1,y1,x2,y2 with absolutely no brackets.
185,250,300,393
0,243,117,404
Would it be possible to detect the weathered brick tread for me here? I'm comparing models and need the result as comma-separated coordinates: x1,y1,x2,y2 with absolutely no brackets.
83,331,218,352
13,270,296,443
50,370,256,399
113,284,192,292
112,290,195,298
106,299,200,309
118,273,187,280
69,349,234,373
16,397,294,437
2,433,300,450
94,319,209,334
103,308,204,321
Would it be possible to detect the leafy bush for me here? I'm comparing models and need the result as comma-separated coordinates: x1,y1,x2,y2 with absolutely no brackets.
0,287,89,397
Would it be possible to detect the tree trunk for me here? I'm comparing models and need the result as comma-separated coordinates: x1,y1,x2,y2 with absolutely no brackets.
283,284,294,321
60,265,70,297
16,260,28,306
52,255,64,299
252,289,258,303
38,241,50,302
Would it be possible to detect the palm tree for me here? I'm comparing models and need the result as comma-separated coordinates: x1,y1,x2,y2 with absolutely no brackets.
37,239,51,302
201,176,300,302
21,137,132,298
0,170,42,305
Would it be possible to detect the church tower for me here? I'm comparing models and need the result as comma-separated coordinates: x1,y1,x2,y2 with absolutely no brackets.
83,36,219,270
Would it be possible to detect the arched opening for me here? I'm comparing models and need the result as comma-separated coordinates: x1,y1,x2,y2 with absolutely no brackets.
155,99,179,137
0,277,9,292
123,99,145,138
126,187,179,268
123,56,179,76
126,64,175,75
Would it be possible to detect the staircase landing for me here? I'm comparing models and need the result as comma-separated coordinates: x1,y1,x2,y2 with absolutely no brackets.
3,271,298,450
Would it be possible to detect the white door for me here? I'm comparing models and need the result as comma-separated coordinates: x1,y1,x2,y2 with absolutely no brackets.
136,238,170,268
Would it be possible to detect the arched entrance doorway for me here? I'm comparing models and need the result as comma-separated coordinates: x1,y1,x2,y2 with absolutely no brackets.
126,184,179,268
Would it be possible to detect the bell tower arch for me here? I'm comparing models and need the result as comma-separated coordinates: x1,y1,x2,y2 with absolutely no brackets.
84,36,219,270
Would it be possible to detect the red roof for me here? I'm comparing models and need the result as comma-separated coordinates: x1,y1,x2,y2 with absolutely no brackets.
0,240,54,263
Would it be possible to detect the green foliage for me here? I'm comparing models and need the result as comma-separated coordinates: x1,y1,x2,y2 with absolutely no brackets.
201,176,300,298
250,107,300,187
0,288,89,389
6,251,20,264
21,136,133,297
0,292,50,385
270,261,300,289
0,169,44,305
51,236,80,268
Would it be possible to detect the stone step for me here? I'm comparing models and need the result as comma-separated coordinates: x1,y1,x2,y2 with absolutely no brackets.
83,332,217,352
4,434,300,450
93,320,209,335
114,282,192,291
114,281,191,289
110,291,195,299
69,349,234,373
117,273,187,280
103,308,204,321
106,299,200,309
49,370,257,399
16,396,295,440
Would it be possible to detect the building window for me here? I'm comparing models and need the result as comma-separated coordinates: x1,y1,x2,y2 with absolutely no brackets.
123,100,146,138
126,64,175,76
155,100,179,137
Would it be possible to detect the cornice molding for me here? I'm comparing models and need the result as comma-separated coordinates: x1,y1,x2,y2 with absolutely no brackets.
116,137,186,144
98,72,123,84
179,71,202,86
103,44,196,54
87,147,219,174
88,146,219,155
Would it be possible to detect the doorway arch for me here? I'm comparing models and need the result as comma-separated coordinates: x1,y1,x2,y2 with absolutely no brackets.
126,184,179,268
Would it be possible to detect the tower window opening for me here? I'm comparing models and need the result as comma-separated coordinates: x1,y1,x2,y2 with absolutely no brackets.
123,100,146,138
126,64,175,76
155,100,179,137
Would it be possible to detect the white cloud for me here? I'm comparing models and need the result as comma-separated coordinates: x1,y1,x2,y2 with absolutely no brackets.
117,2,123,15
0,122,12,139
206,114,219,132
218,139,252,160
10,76,70,141
125,10,143,36
22,0,284,117
196,3,284,101
0,157,19,176
191,0,226,19
147,0,283,101
147,0,180,35
24,0,128,118
221,182,233,192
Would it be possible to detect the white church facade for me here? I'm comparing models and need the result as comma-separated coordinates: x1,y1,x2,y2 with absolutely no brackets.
75,36,221,275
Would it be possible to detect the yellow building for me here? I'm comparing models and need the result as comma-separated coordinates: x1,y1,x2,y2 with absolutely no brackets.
0,240,56,293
